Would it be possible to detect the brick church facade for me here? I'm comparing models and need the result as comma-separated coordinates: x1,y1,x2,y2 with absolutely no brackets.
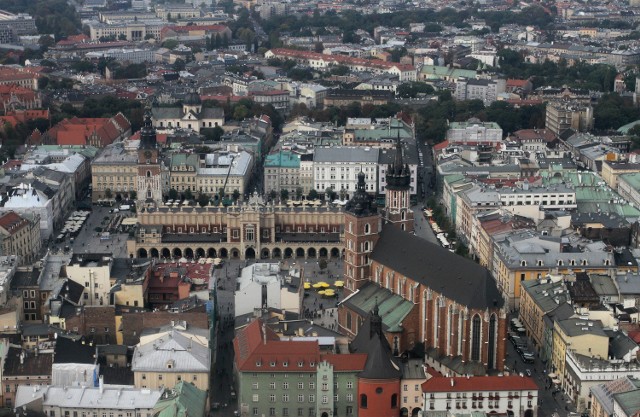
338,138,507,375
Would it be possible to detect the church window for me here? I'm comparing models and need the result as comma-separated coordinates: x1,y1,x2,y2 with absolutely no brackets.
360,395,367,408
364,223,370,234
146,171,151,178
401,211,406,220
471,314,481,361
391,394,398,408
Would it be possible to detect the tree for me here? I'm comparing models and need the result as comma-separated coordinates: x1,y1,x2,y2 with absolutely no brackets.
325,187,335,201
318,258,328,272
198,193,209,207
118,34,127,41
105,188,112,199
129,191,136,200
280,189,289,201
232,189,240,201
168,188,178,201
397,82,435,98
183,188,193,201
173,59,186,72
295,187,303,200
269,190,277,201
308,189,319,200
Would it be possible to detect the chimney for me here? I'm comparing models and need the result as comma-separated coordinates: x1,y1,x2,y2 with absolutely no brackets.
262,321,267,345
450,378,454,387
99,375,104,394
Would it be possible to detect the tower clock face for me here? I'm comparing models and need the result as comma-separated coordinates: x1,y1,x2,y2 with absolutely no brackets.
144,150,152,159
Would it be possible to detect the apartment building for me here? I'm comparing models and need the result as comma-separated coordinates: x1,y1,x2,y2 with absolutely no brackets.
313,147,379,197
446,120,503,147
264,151,301,195
545,100,594,136
0,212,41,265
454,77,506,105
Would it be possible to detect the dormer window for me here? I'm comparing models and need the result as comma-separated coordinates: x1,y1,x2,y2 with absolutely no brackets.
270,361,276,367
166,360,175,369
558,260,563,266
537,260,543,267
298,361,304,367
256,361,262,367
570,260,576,266
581,260,588,266
520,260,526,267
310,362,315,367
283,361,288,367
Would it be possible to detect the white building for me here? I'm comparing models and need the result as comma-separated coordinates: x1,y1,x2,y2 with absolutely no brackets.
15,383,163,417
1,183,55,239
65,253,113,306
446,120,503,147
151,94,224,133
87,20,165,41
234,263,303,317
313,147,380,197
85,48,156,63
421,375,539,417
454,77,506,105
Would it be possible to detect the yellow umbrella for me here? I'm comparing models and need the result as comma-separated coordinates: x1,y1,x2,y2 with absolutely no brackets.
312,283,323,289
304,282,311,290
334,281,344,287
318,290,326,295
319,282,330,288
324,289,336,297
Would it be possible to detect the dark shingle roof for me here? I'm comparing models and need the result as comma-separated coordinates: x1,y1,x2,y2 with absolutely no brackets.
371,225,504,309
53,337,96,364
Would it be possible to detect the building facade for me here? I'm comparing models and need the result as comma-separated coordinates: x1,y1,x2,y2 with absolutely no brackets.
0,211,41,265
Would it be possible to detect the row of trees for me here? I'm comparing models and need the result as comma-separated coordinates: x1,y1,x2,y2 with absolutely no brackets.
497,50,619,92
259,6,552,47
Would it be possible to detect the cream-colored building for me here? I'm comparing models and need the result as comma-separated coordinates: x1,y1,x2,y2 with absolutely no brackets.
400,359,426,417
168,151,253,198
551,318,608,387
65,253,113,306
601,161,640,190
0,211,41,265
88,20,165,41
132,324,210,393
91,142,139,201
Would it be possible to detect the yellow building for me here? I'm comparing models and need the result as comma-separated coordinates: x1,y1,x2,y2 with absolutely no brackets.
552,318,608,387
132,325,210,393
601,160,640,191
519,279,568,352
492,235,619,309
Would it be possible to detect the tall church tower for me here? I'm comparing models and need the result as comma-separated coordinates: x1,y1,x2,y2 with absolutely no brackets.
383,136,413,233
343,171,380,295
136,108,162,207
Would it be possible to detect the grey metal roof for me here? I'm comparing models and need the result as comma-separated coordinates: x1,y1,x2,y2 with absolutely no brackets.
313,146,379,163
132,328,210,373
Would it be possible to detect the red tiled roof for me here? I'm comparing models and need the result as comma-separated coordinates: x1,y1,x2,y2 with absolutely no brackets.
269,48,415,72
512,129,556,143
2,159,21,170
130,131,168,144
0,211,29,235
0,109,48,127
433,140,449,151
506,79,530,87
628,331,640,344
46,113,130,147
422,375,539,393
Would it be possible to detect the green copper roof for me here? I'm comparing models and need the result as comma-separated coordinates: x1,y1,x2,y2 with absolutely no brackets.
153,381,207,417
264,151,300,168
342,282,413,333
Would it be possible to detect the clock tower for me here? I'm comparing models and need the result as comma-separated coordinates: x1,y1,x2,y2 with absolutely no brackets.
136,108,162,207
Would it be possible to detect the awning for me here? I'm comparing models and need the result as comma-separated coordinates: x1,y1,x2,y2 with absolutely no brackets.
121,217,138,226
